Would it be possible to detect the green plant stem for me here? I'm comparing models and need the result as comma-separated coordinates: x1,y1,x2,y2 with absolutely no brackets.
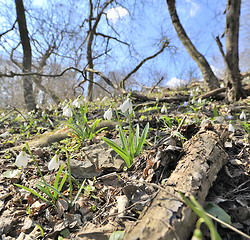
26,143,47,184
64,148,73,206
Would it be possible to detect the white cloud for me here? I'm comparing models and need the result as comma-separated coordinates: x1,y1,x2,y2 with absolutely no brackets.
106,6,129,24
179,0,200,18
33,0,47,7
166,77,188,88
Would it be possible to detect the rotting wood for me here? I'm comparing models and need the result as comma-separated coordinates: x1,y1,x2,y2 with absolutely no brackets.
1,120,123,152
124,124,228,240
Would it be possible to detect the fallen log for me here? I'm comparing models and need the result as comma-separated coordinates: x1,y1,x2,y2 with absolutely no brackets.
124,123,228,240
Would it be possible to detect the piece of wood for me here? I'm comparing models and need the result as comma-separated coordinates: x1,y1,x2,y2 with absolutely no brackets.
124,124,228,240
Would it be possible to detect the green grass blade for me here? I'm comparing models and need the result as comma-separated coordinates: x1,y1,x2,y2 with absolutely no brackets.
118,125,128,153
36,184,56,202
135,124,140,148
102,136,131,167
72,179,86,207
36,180,70,206
57,173,67,193
135,122,149,157
128,129,135,160
14,183,52,205
54,164,65,190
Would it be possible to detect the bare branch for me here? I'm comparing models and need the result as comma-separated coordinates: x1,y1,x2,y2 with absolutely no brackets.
0,20,17,39
96,32,130,46
120,41,169,88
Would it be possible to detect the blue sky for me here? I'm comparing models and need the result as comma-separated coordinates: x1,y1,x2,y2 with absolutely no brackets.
0,0,249,90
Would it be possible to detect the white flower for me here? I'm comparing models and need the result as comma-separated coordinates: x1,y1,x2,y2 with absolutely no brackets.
190,91,194,97
120,98,133,114
228,123,235,133
161,105,167,113
197,98,202,104
191,98,195,104
104,108,112,120
220,83,225,88
72,97,83,108
15,150,28,168
62,105,73,117
195,87,200,92
48,153,60,171
239,111,246,120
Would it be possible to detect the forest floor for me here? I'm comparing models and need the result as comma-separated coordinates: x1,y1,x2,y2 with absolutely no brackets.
0,85,249,240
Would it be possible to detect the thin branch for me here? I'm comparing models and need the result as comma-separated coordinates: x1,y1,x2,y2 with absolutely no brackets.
215,35,226,64
96,32,130,46
121,41,169,87
0,20,17,38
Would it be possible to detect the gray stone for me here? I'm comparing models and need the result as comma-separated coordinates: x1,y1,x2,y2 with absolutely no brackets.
70,140,125,179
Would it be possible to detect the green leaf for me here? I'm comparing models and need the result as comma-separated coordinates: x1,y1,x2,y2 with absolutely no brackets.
172,131,187,140
36,180,70,206
109,231,125,240
72,179,86,207
213,105,219,117
135,122,149,157
54,164,65,190
36,183,55,202
205,202,231,228
35,224,44,237
135,124,140,148
118,125,128,153
102,136,131,167
128,128,135,160
14,184,52,205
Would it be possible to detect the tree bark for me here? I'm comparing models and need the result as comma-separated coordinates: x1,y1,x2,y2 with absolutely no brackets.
86,0,114,102
224,0,243,102
15,0,36,111
124,124,228,240
166,0,219,90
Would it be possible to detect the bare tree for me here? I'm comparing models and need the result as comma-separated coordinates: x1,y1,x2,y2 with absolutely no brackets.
216,0,243,102
15,0,36,111
166,0,220,90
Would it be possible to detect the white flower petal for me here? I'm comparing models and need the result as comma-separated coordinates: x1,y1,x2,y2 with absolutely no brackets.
228,124,235,133
197,98,202,104
161,105,167,113
63,105,73,117
120,98,132,113
239,111,246,120
48,154,60,171
104,108,112,120
15,151,28,168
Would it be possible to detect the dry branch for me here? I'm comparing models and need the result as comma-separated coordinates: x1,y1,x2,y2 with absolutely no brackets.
124,124,228,240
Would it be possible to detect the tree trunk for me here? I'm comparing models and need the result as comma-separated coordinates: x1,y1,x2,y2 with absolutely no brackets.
15,0,36,111
225,0,243,102
86,0,94,102
166,0,219,90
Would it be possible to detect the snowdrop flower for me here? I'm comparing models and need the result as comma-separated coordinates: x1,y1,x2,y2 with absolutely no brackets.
239,111,246,120
62,105,73,117
104,108,112,120
190,91,194,97
120,98,133,114
228,123,235,133
195,87,200,93
191,98,195,104
183,101,188,107
72,96,84,108
220,83,225,88
48,152,60,171
15,148,28,168
161,105,167,113
197,98,202,104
